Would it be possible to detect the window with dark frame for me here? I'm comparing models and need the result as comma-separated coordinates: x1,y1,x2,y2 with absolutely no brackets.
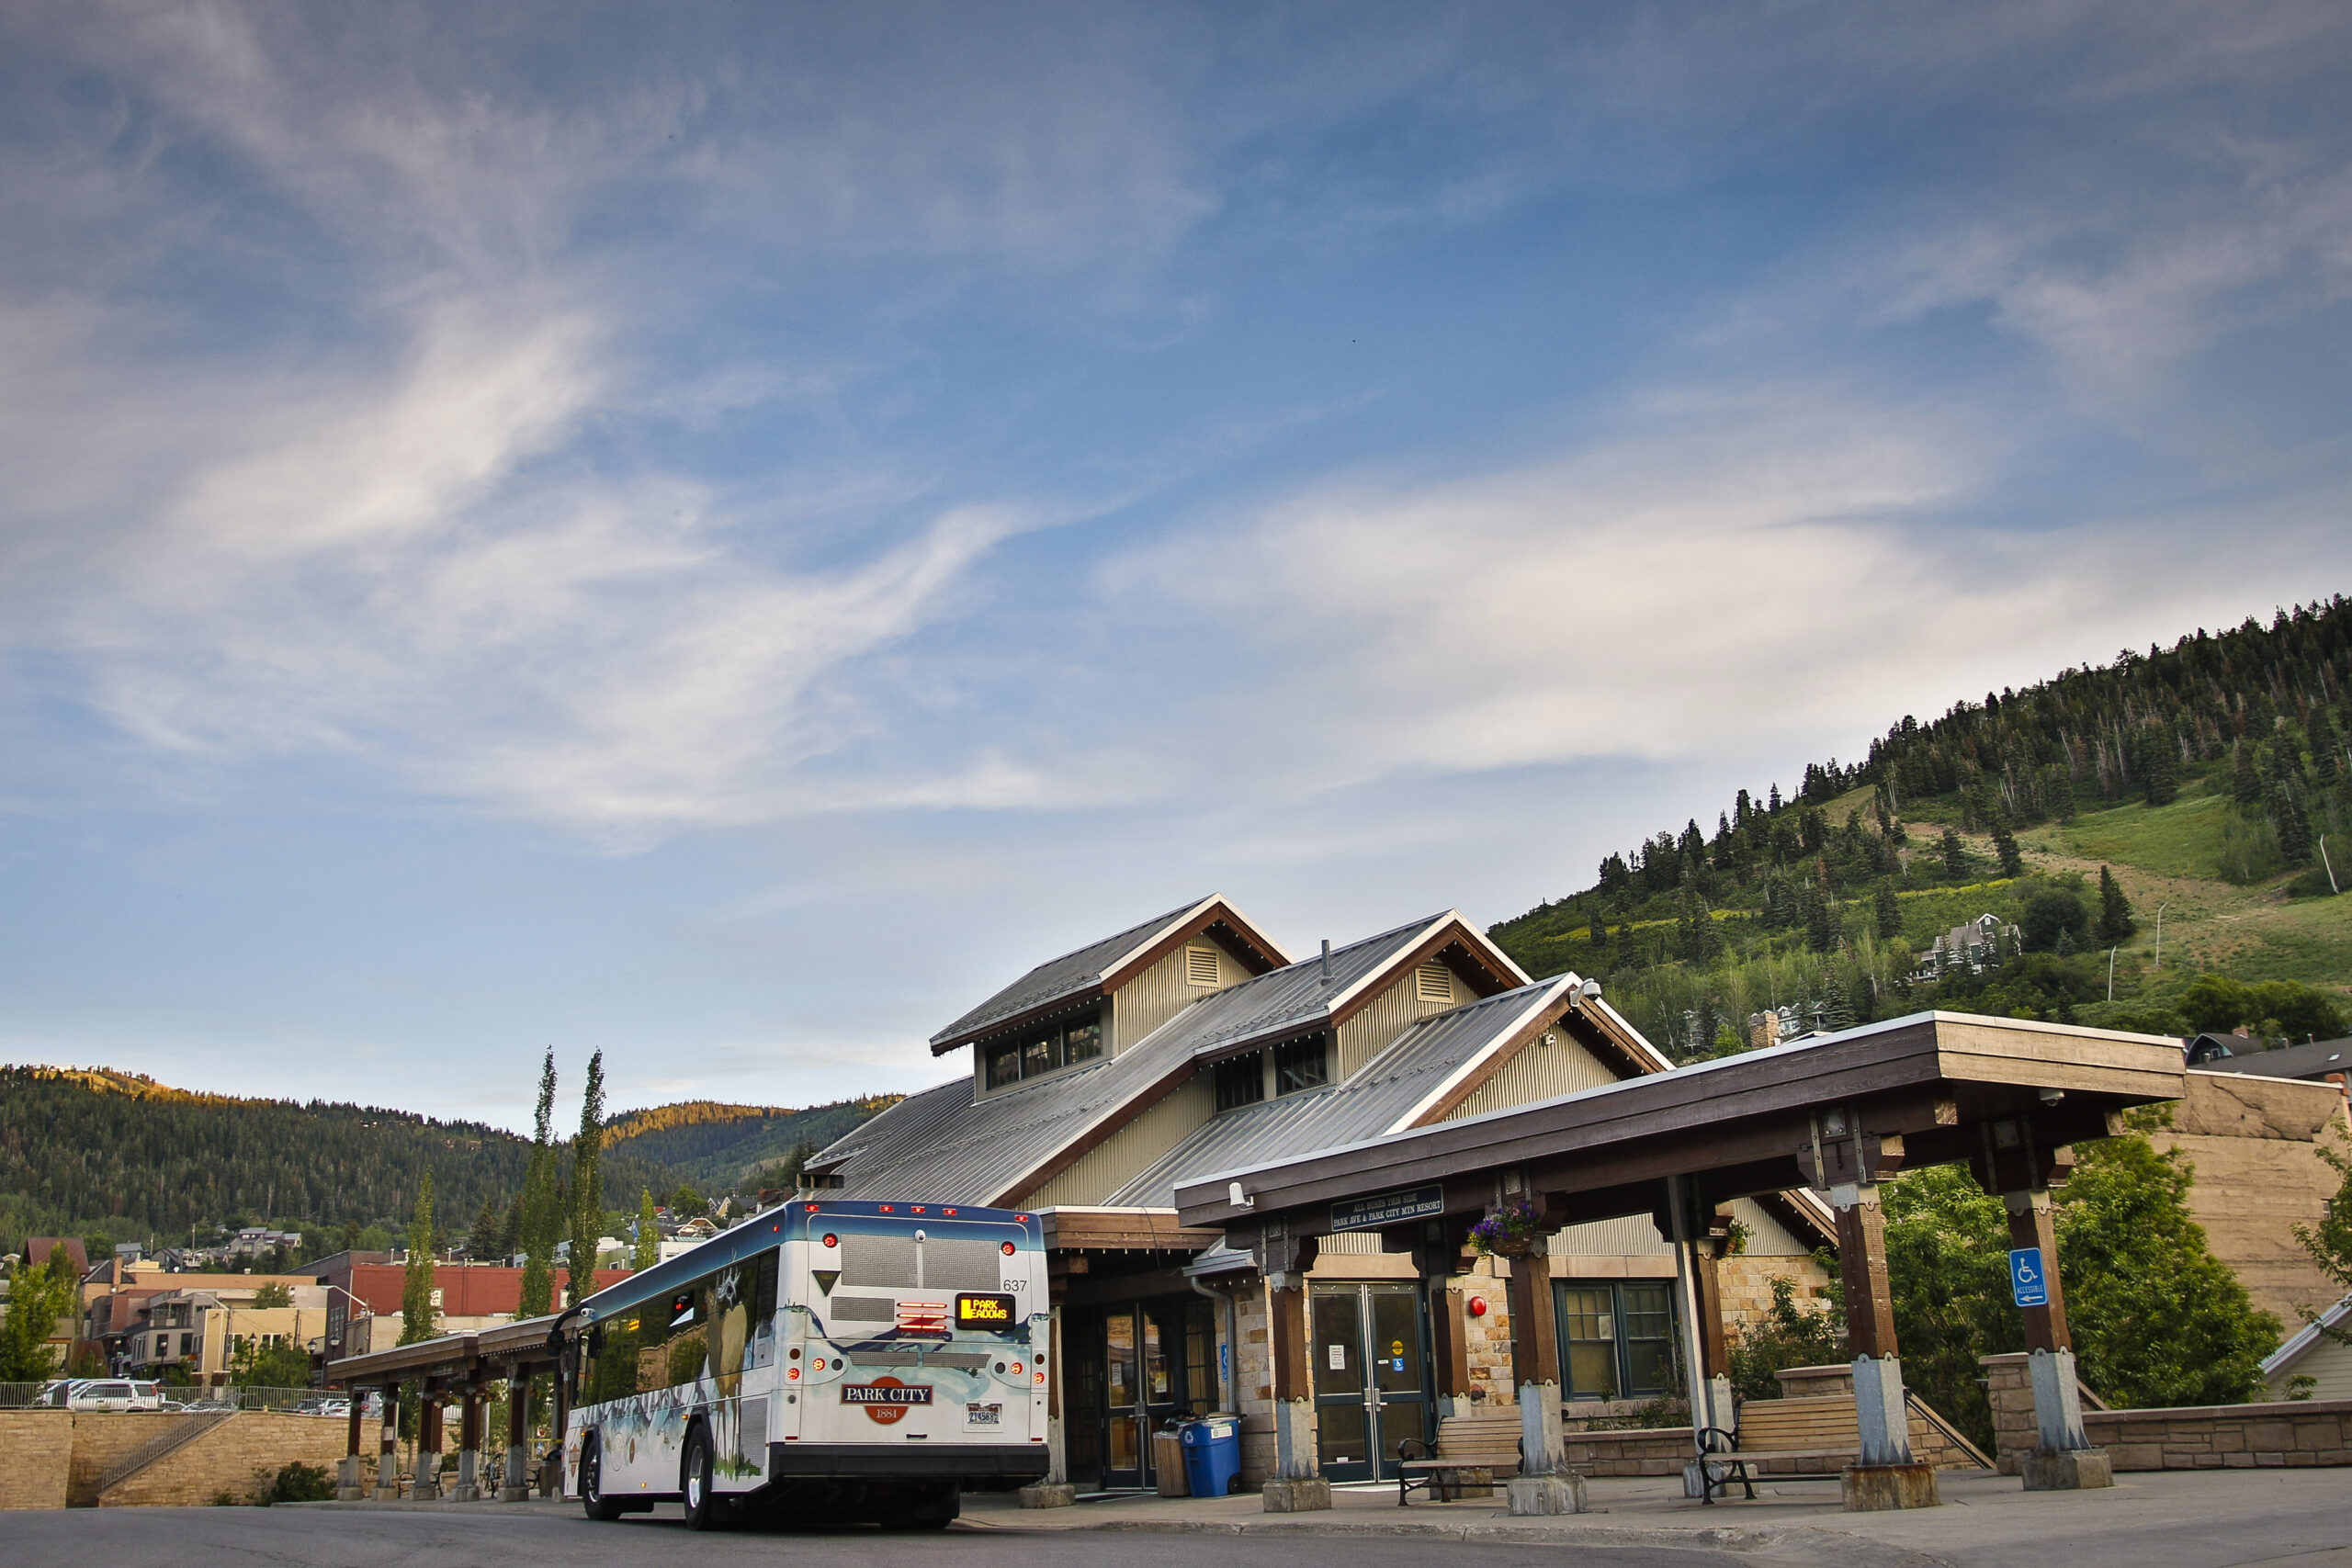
1555,1280,1679,1403
1213,1050,1266,1111
983,1008,1107,1090
1272,1034,1328,1095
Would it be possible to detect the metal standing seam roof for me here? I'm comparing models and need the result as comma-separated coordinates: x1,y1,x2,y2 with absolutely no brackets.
809,912,1494,1204
2190,1035,2352,1082
1101,976,1581,1209
927,895,1238,1051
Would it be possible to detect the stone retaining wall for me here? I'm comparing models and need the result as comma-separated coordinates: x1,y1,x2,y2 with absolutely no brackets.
0,1410,348,1508
1981,1352,2352,1472
0,1414,72,1510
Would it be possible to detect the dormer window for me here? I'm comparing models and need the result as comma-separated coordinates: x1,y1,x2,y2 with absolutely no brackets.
981,1009,1106,1091
1185,945,1220,987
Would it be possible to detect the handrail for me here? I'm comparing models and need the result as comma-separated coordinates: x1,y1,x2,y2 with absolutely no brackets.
1904,1390,1994,1470
93,1411,235,1495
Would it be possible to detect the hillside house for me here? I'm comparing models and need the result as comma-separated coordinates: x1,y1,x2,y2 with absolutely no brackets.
1910,912,2018,981
801,896,1835,1491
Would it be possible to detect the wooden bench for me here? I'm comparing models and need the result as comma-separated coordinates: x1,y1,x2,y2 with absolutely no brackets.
1698,1395,1871,1501
1396,1412,1521,1506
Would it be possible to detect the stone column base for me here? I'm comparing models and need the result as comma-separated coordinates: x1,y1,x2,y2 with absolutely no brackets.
1841,1463,1941,1511
1018,1483,1079,1508
1261,1477,1332,1512
498,1484,532,1502
1506,1473,1589,1516
336,1457,366,1502
449,1483,480,1502
2021,1447,2113,1491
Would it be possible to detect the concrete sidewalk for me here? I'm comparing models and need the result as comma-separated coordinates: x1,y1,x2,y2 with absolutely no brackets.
956,1468,2352,1567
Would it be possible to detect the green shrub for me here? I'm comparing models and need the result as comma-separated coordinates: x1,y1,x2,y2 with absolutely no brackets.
260,1461,335,1505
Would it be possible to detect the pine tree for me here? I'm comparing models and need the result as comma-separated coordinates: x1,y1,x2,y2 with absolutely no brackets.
1588,909,1607,952
2095,865,2136,944
1804,883,1838,953
518,1050,558,1320
635,1188,660,1273
2139,726,2178,806
2232,740,2263,806
399,1173,437,1345
2311,705,2346,788
1940,828,1967,880
1874,883,1903,942
568,1051,606,1308
1991,822,2024,878
469,1192,504,1259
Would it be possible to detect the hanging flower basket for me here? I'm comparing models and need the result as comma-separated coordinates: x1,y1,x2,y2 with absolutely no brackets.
1469,1198,1542,1258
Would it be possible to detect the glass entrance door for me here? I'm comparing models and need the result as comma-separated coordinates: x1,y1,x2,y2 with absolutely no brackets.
1311,1281,1430,1481
1097,1302,1199,1488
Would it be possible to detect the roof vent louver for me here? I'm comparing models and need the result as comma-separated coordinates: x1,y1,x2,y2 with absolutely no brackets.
1415,963,1451,1002
1185,945,1220,987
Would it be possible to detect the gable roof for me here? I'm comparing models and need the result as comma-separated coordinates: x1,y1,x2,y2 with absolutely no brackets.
928,895,1289,1055
2262,1292,2352,1377
811,910,1527,1205
1101,975,1586,1209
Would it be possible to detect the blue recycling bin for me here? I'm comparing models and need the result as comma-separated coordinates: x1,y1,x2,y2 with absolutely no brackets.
1180,1416,1241,1497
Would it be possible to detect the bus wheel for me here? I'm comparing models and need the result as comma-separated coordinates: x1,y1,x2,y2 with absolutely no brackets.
681,1427,719,1531
581,1438,627,1522
906,1485,958,1529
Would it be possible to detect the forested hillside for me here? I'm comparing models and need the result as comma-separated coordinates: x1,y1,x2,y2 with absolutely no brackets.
1491,597,2352,1056
605,1096,901,1190
0,1066,889,1257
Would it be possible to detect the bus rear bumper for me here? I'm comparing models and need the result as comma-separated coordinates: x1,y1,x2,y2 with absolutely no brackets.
765,1441,1050,1483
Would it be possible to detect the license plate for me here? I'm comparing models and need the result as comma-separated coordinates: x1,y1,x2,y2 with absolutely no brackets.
965,1403,1001,1427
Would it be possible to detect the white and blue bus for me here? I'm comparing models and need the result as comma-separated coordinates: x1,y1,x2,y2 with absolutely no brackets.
562,1199,1050,1528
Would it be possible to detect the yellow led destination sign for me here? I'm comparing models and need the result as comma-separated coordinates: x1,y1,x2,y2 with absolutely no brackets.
956,1292,1017,1325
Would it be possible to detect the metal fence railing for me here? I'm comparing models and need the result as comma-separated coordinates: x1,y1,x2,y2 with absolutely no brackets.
0,1382,346,1413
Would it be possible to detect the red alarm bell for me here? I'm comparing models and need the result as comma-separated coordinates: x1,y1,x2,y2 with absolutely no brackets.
1466,1295,1488,1317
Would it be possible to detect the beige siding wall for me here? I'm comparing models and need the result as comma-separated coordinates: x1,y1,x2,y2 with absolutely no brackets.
1335,970,1464,1079
2271,1333,2352,1400
1111,938,1250,1055
1020,1072,1216,1208
1441,1032,1616,1123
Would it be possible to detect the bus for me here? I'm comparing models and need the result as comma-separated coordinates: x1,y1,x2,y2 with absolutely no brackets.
562,1198,1050,1529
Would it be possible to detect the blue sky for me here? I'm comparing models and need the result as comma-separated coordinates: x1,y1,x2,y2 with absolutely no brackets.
4,2,2350,1132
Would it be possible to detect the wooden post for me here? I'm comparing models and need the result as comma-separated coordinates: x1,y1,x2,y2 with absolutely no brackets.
2002,1190,2070,1352
1499,1241,1585,1514
501,1369,532,1502
1832,1188,1898,1360
2000,1187,2103,1485
1266,1277,1314,1477
346,1399,364,1457
415,1380,444,1499
454,1387,483,1501
374,1384,401,1501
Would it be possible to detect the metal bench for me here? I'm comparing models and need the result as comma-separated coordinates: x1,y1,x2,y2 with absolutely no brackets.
1396,1412,1521,1505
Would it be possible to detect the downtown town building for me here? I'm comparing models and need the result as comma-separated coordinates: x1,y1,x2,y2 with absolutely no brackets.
801,896,1835,1491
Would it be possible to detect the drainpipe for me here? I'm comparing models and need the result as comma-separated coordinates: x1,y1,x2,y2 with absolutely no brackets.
1190,1273,1240,1415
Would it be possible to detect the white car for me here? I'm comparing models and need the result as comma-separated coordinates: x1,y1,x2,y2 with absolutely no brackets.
66,1380,165,1412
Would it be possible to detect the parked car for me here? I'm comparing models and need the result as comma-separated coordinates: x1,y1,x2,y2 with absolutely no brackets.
66,1380,156,1412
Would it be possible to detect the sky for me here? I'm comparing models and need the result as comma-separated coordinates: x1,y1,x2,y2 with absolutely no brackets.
4,2,2350,1133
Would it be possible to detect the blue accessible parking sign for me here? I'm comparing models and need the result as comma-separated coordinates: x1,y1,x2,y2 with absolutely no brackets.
2009,1247,2049,1308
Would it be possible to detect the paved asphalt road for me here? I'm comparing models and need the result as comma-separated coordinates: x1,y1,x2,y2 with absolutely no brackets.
12,1494,2349,1568
6,1509,1735,1568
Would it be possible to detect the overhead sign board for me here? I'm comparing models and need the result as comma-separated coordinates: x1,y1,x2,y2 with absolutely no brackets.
2009,1247,2049,1309
1331,1185,1445,1233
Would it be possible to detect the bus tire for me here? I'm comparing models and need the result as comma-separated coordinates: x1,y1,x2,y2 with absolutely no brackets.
681,1427,719,1531
581,1437,627,1522
905,1484,958,1529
